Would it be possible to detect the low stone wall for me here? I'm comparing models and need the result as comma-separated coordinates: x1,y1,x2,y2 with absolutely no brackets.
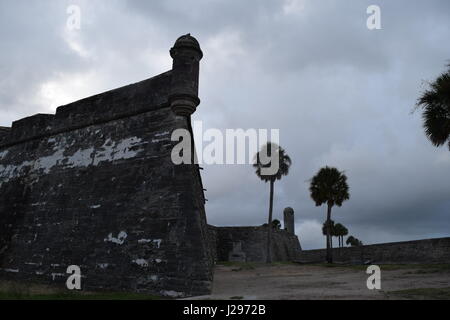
208,225,302,263
297,237,450,264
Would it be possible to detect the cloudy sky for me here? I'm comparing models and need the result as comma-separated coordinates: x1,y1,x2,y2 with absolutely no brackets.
1,0,449,249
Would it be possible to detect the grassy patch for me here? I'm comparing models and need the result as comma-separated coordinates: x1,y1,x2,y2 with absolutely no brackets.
0,291,162,300
0,280,162,300
216,261,258,270
272,261,297,266
388,287,450,300
311,263,450,272
403,264,450,274
216,261,295,270
310,263,367,270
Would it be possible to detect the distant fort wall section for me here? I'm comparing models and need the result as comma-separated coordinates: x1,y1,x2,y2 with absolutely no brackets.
208,225,302,263
297,237,450,264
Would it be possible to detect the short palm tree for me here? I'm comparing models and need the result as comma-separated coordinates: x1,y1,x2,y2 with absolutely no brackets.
346,236,355,246
342,225,349,247
334,223,342,248
346,236,363,247
254,142,292,263
416,65,450,150
322,220,335,249
334,223,348,248
310,166,350,263
272,219,281,230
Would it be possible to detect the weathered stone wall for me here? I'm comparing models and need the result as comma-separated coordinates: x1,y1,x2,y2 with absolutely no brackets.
0,35,213,297
297,237,450,264
209,225,302,263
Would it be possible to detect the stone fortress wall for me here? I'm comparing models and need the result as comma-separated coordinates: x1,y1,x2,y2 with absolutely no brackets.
0,34,213,298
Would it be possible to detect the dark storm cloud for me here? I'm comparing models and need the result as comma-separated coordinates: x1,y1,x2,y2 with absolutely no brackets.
0,0,449,249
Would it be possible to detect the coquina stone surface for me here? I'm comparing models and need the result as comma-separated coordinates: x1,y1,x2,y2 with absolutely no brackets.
0,35,213,298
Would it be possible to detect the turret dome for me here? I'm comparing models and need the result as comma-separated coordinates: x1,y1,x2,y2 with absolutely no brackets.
170,33,203,59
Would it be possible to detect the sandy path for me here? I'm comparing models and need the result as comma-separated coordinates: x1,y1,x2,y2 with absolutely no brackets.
186,263,450,300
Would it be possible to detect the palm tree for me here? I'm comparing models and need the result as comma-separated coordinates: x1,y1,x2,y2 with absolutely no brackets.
346,236,355,246
346,236,363,247
254,143,291,263
341,225,349,247
416,65,450,150
322,220,335,249
332,222,341,248
272,219,281,230
309,166,350,263
334,223,348,248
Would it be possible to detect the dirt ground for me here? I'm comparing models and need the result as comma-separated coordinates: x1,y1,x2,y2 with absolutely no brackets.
186,263,450,300
1,262,449,299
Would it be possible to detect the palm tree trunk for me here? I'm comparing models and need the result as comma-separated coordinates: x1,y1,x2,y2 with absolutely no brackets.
266,180,274,264
326,203,333,263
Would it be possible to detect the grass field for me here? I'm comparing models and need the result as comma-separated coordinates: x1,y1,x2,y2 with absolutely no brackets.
311,263,450,272
0,280,162,300
387,287,450,300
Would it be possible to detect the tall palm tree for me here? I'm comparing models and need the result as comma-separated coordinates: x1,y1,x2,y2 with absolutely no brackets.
309,166,350,263
416,65,450,150
254,142,292,263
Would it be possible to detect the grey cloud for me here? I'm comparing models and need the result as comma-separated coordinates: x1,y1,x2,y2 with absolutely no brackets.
0,0,449,249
